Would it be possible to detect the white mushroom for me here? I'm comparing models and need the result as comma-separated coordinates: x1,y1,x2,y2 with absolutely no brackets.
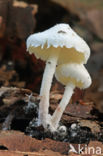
26,23,90,129
51,63,92,130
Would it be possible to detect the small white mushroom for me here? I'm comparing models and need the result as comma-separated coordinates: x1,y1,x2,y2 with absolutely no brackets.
26,23,90,129
51,63,92,130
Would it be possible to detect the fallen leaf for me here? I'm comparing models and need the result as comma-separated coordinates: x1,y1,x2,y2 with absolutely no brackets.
0,150,46,156
0,130,69,155
78,120,100,134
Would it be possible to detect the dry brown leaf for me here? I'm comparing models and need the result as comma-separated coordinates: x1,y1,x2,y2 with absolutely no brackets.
0,150,46,156
0,65,25,88
0,87,35,127
0,130,69,155
78,120,100,134
64,102,93,119
0,150,66,156
50,91,63,101
0,87,32,105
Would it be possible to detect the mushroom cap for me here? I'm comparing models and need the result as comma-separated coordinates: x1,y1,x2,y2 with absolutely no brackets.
55,63,92,89
26,23,90,64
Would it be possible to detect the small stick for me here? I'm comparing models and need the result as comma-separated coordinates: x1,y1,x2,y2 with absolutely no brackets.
2,113,15,130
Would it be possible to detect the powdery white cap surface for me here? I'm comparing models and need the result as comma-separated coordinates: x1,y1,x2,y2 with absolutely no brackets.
55,63,92,89
26,23,90,64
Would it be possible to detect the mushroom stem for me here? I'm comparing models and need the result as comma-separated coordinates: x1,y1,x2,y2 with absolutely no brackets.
51,83,75,129
38,53,58,128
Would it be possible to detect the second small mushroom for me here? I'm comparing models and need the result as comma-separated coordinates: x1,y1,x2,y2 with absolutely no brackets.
51,63,92,130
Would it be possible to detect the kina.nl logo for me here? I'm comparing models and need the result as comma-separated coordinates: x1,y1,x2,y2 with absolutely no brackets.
68,144,102,155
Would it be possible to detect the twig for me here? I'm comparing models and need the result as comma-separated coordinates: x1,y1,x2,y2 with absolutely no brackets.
2,113,15,130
